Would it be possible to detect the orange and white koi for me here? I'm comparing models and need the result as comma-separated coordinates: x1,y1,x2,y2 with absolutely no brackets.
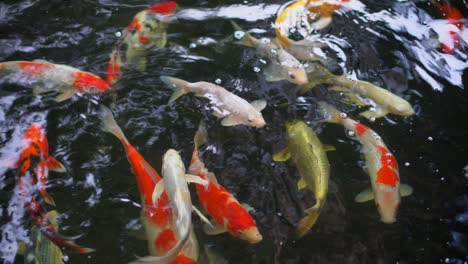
98,106,198,264
106,1,178,84
274,0,351,61
318,102,413,223
188,122,262,244
431,0,464,54
12,123,93,255
0,60,109,102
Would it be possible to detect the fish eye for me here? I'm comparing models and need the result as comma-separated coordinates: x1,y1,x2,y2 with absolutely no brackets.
288,72,296,79
144,23,154,31
237,230,243,235
248,117,253,122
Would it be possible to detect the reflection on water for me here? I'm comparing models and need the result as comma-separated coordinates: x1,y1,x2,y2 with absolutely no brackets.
0,0,467,263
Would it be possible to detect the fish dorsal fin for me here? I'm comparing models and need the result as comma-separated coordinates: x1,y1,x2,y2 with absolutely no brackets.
33,59,52,64
297,178,307,190
221,116,241,127
273,146,291,162
241,203,254,212
250,100,267,111
354,188,374,203
46,156,66,173
400,184,413,197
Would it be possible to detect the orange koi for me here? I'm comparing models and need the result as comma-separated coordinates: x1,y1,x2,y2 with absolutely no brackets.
106,1,178,84
13,123,93,254
98,106,197,263
432,0,464,54
188,122,262,244
318,102,413,223
0,60,109,102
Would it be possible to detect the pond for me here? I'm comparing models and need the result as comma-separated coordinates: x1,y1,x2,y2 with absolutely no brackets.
0,0,467,263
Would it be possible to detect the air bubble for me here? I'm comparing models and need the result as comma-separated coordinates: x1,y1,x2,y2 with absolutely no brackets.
62,255,69,262
259,59,267,64
404,162,410,166
189,43,197,49
80,113,87,120
234,31,245,40
253,67,261,73
115,31,122,37
369,117,376,122
339,112,347,118
347,130,355,137
215,78,222,84
427,136,433,141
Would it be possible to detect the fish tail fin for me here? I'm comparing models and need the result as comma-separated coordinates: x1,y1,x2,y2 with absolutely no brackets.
297,201,323,238
41,228,94,254
194,120,208,149
160,76,190,103
98,105,129,144
230,20,254,47
317,101,344,124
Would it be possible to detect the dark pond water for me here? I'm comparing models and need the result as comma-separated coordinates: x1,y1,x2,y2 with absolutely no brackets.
1,0,467,263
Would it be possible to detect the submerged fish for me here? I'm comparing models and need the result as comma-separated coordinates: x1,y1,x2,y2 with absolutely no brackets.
13,123,93,254
160,76,267,128
431,0,464,54
98,106,198,264
230,21,308,85
106,1,178,84
273,120,330,237
188,122,263,244
299,63,414,119
0,60,109,102
318,102,413,223
18,210,64,264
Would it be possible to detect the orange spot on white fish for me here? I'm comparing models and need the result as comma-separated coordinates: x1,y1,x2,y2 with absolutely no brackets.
154,229,177,254
18,62,53,77
354,122,369,137
73,71,109,92
106,50,123,85
376,145,399,187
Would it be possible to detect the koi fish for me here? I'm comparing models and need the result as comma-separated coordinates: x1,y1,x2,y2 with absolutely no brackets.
98,106,198,264
188,122,263,244
299,63,414,119
0,60,109,102
140,149,208,264
106,1,178,84
13,123,93,254
160,76,267,128
431,0,464,54
318,102,413,223
273,120,330,237
230,21,308,85
17,210,64,264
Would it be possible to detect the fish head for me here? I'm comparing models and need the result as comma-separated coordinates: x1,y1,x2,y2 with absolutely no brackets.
237,226,263,244
286,120,305,134
73,72,109,93
247,113,266,128
392,101,414,116
375,187,400,224
24,123,45,143
285,66,308,85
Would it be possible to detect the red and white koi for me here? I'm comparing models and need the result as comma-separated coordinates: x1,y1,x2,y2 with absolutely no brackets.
318,102,413,223
0,60,109,102
106,1,178,84
98,106,198,264
12,123,93,254
188,122,262,244
430,0,465,54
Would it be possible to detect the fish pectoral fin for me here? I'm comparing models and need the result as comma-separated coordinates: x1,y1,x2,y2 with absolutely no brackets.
203,222,227,235
273,146,291,162
192,205,214,228
55,89,76,102
151,180,166,205
340,92,369,107
46,156,66,173
354,188,374,203
212,110,226,118
400,184,413,197
46,210,59,227
42,192,56,207
250,99,267,111
241,203,254,212
221,116,241,126
263,64,284,82
297,178,307,190
322,144,336,152
206,172,219,185
329,85,347,92
360,107,389,120
185,174,210,187
32,87,51,95
17,242,27,255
